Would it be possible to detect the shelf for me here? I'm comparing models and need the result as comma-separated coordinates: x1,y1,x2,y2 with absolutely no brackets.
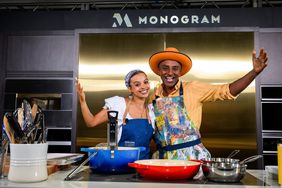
47,141,71,146
3,79,74,153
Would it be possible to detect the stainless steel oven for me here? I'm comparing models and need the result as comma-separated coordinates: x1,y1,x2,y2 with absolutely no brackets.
262,134,281,166
261,85,282,166
261,102,282,132
261,86,282,132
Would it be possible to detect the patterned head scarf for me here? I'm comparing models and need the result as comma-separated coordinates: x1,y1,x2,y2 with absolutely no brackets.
124,69,144,88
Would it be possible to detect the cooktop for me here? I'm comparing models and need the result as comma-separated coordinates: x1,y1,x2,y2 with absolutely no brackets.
66,168,269,186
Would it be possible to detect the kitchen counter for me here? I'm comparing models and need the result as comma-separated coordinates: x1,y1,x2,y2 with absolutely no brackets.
0,167,280,188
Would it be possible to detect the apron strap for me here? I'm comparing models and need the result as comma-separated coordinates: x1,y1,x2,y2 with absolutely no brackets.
179,81,183,96
158,138,201,159
145,107,151,124
152,96,159,106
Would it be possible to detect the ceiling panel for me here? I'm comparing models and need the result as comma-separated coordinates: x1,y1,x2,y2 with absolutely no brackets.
0,0,281,11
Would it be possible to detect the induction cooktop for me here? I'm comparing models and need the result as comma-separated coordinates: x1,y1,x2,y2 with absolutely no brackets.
65,168,269,186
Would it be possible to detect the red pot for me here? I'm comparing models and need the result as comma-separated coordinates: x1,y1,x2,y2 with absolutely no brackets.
128,159,201,180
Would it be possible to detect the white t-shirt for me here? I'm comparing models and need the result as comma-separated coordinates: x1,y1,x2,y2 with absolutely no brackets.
104,96,155,142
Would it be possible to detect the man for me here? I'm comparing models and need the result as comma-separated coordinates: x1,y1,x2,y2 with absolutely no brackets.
149,47,268,160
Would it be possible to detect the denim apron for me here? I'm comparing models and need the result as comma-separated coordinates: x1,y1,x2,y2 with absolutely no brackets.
153,82,210,160
118,100,154,160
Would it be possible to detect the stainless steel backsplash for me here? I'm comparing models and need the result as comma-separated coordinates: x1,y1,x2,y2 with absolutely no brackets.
76,32,257,167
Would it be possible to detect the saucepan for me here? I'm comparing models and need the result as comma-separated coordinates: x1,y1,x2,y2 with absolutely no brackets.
81,146,145,174
201,155,263,182
128,159,201,180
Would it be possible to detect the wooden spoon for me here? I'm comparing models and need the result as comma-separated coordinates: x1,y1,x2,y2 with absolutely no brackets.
31,103,38,123
3,115,15,143
17,108,24,130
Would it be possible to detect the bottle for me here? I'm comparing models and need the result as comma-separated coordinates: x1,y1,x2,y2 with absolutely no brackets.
278,139,282,185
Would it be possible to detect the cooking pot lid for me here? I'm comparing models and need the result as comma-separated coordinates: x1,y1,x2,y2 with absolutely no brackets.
133,159,200,167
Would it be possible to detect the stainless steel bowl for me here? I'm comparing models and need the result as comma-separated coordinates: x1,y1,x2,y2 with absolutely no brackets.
202,162,247,182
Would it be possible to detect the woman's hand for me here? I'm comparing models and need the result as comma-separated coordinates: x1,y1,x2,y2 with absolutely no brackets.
76,78,86,103
252,48,268,74
75,78,108,127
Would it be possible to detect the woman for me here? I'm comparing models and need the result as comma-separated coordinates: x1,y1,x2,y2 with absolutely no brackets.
76,69,155,159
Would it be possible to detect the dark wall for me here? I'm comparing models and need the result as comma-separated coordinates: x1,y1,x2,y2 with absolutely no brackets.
256,30,282,85
0,33,6,119
5,31,75,77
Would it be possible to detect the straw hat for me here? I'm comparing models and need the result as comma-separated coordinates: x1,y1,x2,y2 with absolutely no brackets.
149,47,192,76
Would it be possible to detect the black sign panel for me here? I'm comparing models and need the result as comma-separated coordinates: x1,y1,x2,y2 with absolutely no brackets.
0,8,282,31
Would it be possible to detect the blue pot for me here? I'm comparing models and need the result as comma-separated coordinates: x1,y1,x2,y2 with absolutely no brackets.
81,147,145,174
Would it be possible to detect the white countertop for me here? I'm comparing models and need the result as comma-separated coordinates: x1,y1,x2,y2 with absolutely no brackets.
0,167,281,188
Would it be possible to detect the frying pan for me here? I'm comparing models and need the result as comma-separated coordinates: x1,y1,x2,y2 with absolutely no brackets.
128,159,201,180
201,155,263,182
81,146,145,174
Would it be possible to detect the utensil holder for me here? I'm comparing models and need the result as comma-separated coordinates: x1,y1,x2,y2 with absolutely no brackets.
8,143,48,182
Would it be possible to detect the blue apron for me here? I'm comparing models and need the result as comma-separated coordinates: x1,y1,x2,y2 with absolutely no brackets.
118,99,154,159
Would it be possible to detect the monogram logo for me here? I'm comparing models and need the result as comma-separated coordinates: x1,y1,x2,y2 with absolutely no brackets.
112,13,132,27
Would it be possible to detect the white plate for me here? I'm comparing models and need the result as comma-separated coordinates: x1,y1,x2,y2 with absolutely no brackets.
47,153,84,165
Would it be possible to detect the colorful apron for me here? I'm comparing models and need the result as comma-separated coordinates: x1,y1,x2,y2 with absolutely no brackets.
153,82,210,160
118,100,154,160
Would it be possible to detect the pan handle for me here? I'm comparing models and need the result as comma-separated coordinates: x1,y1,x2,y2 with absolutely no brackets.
227,150,240,158
239,155,263,165
65,151,97,181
